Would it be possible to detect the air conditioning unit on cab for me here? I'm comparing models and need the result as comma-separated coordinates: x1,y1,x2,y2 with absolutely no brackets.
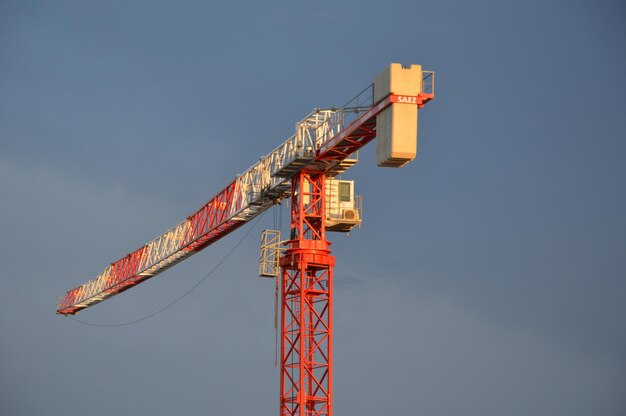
342,208,360,221
327,208,361,233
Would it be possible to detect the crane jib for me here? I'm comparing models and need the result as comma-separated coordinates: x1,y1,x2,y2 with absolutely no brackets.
56,85,433,315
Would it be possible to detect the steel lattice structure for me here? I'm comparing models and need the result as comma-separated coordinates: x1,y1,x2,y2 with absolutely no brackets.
280,170,335,415
56,64,435,416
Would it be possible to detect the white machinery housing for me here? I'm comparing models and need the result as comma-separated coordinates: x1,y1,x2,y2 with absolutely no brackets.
325,178,361,233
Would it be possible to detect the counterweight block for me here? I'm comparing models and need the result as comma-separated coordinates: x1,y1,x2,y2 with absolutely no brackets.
374,63,423,168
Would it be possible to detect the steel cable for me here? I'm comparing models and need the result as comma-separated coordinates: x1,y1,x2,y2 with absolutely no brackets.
68,212,266,328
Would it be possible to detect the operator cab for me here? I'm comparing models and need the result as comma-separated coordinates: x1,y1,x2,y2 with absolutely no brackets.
325,179,361,233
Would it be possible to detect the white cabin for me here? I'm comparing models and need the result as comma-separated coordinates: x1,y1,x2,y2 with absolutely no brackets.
325,179,362,233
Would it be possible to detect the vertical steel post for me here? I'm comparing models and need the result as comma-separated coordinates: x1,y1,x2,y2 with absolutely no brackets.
280,170,334,416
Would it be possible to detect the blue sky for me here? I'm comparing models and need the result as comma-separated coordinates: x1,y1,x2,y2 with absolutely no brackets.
1,1,625,415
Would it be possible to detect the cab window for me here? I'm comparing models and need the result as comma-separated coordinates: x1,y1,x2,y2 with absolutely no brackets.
339,182,351,202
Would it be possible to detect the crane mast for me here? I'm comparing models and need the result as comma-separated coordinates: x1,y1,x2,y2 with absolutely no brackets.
57,64,435,416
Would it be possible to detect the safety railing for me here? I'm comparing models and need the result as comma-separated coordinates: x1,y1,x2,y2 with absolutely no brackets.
259,229,282,277
422,71,435,96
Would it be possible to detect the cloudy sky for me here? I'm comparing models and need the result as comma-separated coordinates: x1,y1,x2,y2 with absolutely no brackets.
1,1,625,415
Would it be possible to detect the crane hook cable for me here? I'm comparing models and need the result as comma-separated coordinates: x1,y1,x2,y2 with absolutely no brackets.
68,212,266,328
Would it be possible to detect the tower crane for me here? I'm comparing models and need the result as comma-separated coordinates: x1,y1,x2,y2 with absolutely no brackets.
57,63,435,416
